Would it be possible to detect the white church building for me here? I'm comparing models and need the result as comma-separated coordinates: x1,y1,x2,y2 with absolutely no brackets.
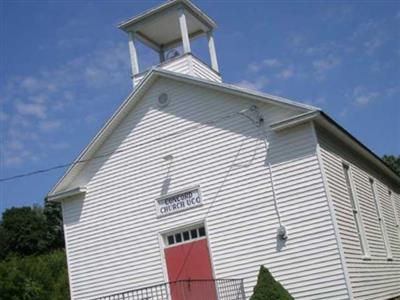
47,1,400,299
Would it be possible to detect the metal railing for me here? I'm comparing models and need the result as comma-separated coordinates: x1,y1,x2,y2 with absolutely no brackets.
93,278,246,300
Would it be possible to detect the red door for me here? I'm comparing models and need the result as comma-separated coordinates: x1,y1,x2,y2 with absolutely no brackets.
164,239,217,300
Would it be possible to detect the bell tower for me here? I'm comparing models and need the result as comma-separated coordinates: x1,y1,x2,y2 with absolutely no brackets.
119,0,221,87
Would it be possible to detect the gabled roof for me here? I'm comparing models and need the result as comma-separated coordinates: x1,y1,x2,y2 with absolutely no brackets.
47,69,317,197
47,68,399,198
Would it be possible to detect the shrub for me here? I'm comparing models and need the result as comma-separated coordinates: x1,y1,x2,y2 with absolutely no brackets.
250,265,293,300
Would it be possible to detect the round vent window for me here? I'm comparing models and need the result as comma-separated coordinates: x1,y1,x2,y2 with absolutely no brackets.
157,93,169,108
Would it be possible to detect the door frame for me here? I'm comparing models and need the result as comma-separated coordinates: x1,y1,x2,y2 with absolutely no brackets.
157,218,217,285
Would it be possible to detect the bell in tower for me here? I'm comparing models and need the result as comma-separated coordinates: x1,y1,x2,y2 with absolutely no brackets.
119,0,221,87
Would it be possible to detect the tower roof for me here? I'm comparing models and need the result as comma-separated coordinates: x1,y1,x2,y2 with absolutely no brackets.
118,0,217,50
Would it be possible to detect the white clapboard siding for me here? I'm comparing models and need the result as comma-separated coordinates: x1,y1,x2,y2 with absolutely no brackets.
316,125,400,300
133,54,221,86
192,57,222,82
62,78,348,300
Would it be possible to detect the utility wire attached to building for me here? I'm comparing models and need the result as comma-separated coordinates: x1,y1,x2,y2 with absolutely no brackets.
173,105,286,281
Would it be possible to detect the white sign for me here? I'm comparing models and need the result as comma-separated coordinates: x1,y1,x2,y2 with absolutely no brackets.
156,188,202,217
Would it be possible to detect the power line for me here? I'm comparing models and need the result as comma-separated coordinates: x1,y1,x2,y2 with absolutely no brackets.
0,109,248,183
0,151,124,183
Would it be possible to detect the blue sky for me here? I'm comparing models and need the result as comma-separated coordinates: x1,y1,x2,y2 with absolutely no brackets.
1,0,399,213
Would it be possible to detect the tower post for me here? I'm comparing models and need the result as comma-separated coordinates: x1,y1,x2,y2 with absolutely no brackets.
128,31,140,87
159,46,166,63
178,7,191,54
207,30,219,72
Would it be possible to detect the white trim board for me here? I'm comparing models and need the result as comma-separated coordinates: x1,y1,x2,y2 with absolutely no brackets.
46,187,86,202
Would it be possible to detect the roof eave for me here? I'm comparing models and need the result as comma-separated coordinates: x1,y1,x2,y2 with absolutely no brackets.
271,111,399,185
271,111,400,185
270,111,321,131
46,187,86,202
317,111,400,185
46,70,157,197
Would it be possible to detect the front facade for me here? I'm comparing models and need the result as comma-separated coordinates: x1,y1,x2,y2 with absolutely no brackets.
47,1,400,300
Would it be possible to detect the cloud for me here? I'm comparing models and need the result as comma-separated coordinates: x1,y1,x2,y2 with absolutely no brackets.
364,34,386,55
351,86,380,107
247,58,281,72
4,153,27,166
354,92,379,106
2,128,39,166
39,120,62,132
277,68,294,80
352,21,387,55
287,33,306,48
313,56,341,72
304,96,327,107
339,107,348,118
1,41,130,166
352,21,378,39
84,113,101,125
57,37,89,48
321,5,352,22
312,55,341,79
386,86,400,97
7,140,24,151
340,85,400,119
303,41,343,56
16,102,47,119
49,142,70,150
19,76,57,93
291,19,387,60
20,77,39,91
351,85,399,107
0,111,8,122
263,59,281,67
242,57,301,87
236,76,269,91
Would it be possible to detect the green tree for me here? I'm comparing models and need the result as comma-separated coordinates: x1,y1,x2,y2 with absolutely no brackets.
0,202,65,259
0,225,7,260
43,201,65,251
0,250,70,300
382,155,400,177
1,206,48,258
250,266,293,300
0,204,70,299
